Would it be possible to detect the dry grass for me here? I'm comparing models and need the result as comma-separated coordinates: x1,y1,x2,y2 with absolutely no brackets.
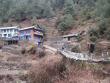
28,54,65,83
27,52,110,83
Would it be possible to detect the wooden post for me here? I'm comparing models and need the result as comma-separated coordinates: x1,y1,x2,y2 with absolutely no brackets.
31,30,34,41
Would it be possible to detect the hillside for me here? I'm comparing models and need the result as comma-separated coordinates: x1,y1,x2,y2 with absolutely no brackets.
0,0,110,83
0,43,109,83
0,0,110,41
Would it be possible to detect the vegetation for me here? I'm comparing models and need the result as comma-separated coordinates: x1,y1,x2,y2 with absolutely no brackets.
1,0,110,40
57,14,74,33
28,54,65,83
0,0,65,23
71,46,80,53
0,0,95,22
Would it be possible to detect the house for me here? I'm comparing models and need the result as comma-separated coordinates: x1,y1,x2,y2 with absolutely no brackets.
62,33,79,42
0,26,19,45
0,25,44,45
19,25,44,45
0,26,19,38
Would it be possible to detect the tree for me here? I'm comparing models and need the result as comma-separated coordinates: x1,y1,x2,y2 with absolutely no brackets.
0,0,12,22
51,0,65,10
41,0,54,18
0,0,56,22
57,14,74,32
95,0,110,39
64,0,75,16
96,0,110,18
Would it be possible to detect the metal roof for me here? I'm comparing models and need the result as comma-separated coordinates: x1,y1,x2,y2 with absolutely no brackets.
0,26,18,30
19,26,35,31
19,25,44,32
62,33,79,38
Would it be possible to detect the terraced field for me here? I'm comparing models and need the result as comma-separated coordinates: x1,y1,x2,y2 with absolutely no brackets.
0,48,37,83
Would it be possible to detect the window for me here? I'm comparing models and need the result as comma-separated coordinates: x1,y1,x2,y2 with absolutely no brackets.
14,29,18,32
14,29,16,32
1,30,4,32
4,29,6,32
7,29,9,32
4,34,7,37
10,29,12,32
26,36,28,40
8,34,11,37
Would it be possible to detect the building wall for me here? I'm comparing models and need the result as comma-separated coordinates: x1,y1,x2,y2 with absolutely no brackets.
0,26,44,45
19,29,33,40
62,36,78,42
0,28,18,38
34,35,43,42
19,28,44,44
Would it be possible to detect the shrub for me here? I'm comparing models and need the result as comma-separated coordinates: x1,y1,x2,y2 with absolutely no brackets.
88,28,98,37
27,45,37,54
105,28,110,40
88,20,110,40
85,12,92,20
37,48,46,58
90,36,97,42
98,20,108,36
73,61,87,70
77,35,83,42
21,48,26,54
71,46,80,53
88,28,99,42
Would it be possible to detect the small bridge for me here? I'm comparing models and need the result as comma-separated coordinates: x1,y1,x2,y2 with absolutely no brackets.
60,50,110,62
44,45,110,63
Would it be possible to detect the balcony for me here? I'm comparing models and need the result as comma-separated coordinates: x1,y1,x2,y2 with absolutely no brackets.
34,31,43,36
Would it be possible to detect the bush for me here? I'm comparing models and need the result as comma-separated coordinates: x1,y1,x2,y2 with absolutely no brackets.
88,28,98,37
81,8,92,20
27,45,37,54
71,46,80,53
88,20,110,40
85,12,92,20
38,48,46,58
88,28,98,42
98,20,108,36
77,35,83,42
105,28,110,40
90,36,97,42
21,48,26,54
